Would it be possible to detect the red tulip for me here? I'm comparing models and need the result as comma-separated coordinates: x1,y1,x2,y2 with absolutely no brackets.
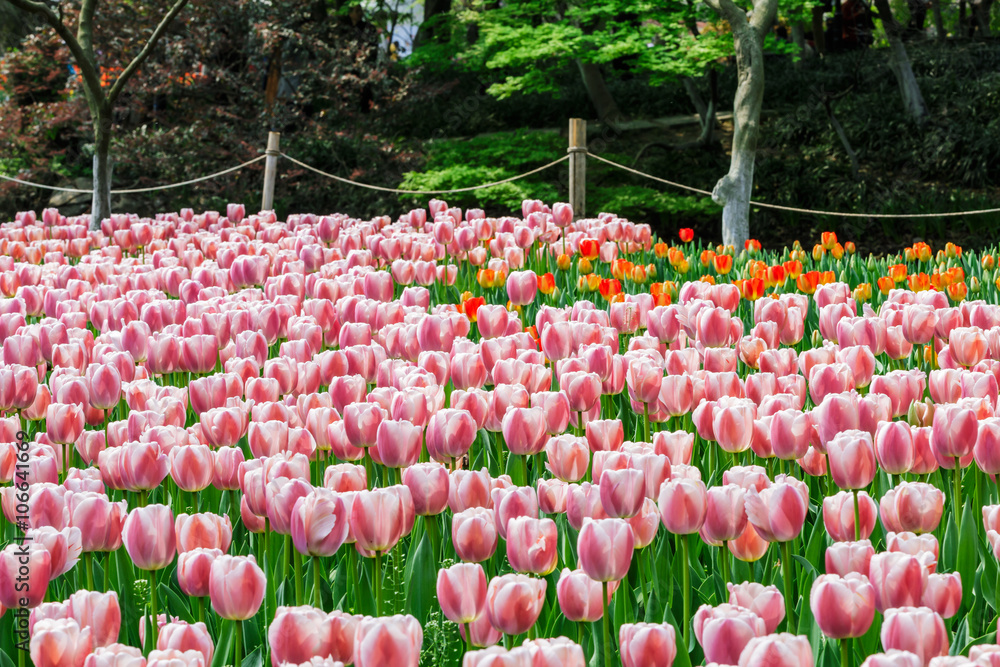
437,562,488,624
486,574,546,636
880,607,948,667
208,555,266,620
810,573,876,639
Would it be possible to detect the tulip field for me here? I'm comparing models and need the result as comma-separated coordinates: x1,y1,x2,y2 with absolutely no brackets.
4,201,1000,667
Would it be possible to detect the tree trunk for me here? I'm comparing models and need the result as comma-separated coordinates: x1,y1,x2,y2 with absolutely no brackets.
91,113,112,230
704,0,778,250
414,0,452,47
683,75,717,145
575,60,624,126
791,22,810,64
933,0,947,40
873,0,928,120
973,0,992,36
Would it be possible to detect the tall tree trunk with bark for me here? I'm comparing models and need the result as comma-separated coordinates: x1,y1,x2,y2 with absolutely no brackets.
933,0,946,40
703,0,778,250
575,60,624,125
2,0,188,229
872,0,928,120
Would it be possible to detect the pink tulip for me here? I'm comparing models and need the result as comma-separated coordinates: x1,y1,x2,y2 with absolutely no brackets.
46,403,84,445
769,409,812,461
175,513,232,553
826,540,874,577
31,618,93,667
157,621,213,665
122,504,176,571
486,574,546,636
931,403,978,461
351,487,406,554
425,409,477,463
544,435,590,482
713,398,755,453
875,421,916,475
880,607,948,667
886,531,939,563
266,478,313,536
599,468,645,518
577,517,634,582
702,484,748,544
812,392,861,451
538,478,569,515
693,603,766,665
0,542,51,608
827,430,877,490
890,482,944,534
922,573,962,619
658,478,707,535
449,468,492,513
744,482,808,543
738,634,813,667
506,516,558,576
557,568,609,623
355,614,423,667
950,327,988,367
170,445,215,493
290,489,348,557
823,490,877,541
810,573,876,639
437,562,488,624
375,419,423,469
620,622,677,667
728,582,785,634
869,552,928,612
860,652,924,667
66,491,126,553
507,271,537,306
452,507,498,563
268,606,359,667
177,548,222,598
401,463,450,516
626,358,663,407
208,555,265,620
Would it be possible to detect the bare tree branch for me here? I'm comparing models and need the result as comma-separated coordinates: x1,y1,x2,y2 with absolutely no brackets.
107,0,189,104
1,0,104,97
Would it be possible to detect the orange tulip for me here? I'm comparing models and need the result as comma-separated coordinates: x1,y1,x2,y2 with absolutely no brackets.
923,345,936,367
946,242,961,259
463,296,486,322
556,254,572,271
745,239,762,254
631,265,648,284
741,278,765,301
537,273,556,295
675,259,690,274
713,254,733,275
667,247,685,268
611,259,633,281
948,266,965,283
653,242,669,259
783,260,803,279
679,228,695,243
821,231,838,250
646,263,657,279
982,254,996,271
845,242,856,255
599,278,622,300
577,257,593,274
699,275,716,285
812,244,826,261
907,272,931,292
877,276,894,295
700,249,716,267
947,281,968,303
904,247,916,263
819,270,836,285
888,264,908,284
766,265,787,287
477,269,496,289
914,242,932,262
580,239,600,260
853,283,872,303
831,243,845,260
796,271,820,294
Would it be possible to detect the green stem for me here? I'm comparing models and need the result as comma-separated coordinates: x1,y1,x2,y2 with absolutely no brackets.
234,619,243,667
781,540,796,632
348,548,358,613
283,534,291,584
465,622,473,653
85,552,94,591
643,402,650,444
425,515,440,562
198,596,205,625
841,637,851,667
682,534,691,650
375,551,382,616
294,548,303,606
313,556,323,609
720,543,730,586
149,568,159,654
955,459,963,529
602,580,612,667
852,489,861,541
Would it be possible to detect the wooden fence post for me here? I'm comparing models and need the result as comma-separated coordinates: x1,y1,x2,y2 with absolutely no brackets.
568,118,587,219
261,131,280,212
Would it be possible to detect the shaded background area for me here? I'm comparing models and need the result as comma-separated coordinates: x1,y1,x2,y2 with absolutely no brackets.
2,0,1000,254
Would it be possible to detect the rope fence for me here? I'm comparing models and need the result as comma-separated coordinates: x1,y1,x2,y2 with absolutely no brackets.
4,122,1000,220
